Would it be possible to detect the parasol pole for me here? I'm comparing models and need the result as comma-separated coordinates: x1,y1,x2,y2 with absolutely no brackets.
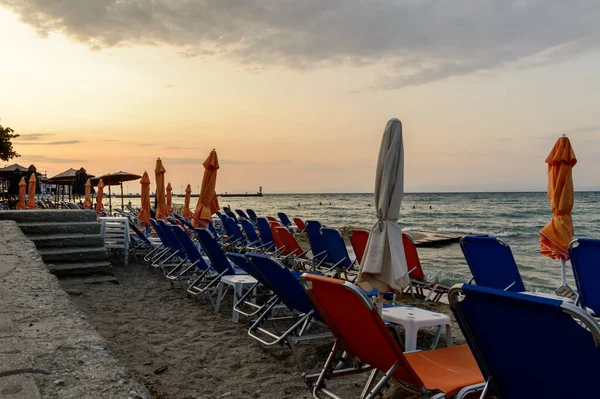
108,185,112,214
376,292,384,315
121,181,124,209
561,260,567,286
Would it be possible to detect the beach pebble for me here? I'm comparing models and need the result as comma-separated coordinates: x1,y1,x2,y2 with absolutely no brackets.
153,365,168,375
53,379,65,386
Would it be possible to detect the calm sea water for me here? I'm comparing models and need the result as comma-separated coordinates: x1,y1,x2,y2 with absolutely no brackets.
127,192,600,292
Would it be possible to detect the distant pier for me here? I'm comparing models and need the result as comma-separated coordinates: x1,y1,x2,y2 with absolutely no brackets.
218,192,263,198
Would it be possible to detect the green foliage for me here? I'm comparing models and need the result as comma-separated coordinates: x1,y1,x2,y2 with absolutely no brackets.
0,120,20,162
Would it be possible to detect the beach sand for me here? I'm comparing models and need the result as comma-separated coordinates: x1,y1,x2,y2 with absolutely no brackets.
67,262,464,399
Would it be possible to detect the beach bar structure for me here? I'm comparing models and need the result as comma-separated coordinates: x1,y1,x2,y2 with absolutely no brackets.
90,171,141,213
0,163,29,198
45,168,95,204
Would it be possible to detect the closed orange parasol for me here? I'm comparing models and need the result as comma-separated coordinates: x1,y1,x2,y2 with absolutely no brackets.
26,173,37,209
83,179,92,209
182,184,192,218
155,158,168,220
539,135,576,286
16,177,26,209
166,182,173,213
192,150,220,227
95,179,105,214
138,171,151,226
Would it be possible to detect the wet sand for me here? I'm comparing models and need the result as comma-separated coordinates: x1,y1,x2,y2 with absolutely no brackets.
68,262,463,399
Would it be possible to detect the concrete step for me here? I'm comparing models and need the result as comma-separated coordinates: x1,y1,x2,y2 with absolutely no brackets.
58,275,119,287
46,261,113,277
0,209,98,224
37,247,107,264
18,222,101,236
30,234,104,249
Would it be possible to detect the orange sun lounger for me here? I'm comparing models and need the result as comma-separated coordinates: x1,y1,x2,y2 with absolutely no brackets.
300,274,485,399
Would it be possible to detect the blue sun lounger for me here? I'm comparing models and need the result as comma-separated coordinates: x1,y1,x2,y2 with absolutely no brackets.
246,209,259,224
156,220,189,275
227,253,282,319
450,283,600,398
244,253,331,372
305,220,328,265
166,224,211,281
235,209,249,220
569,238,600,314
277,212,293,227
148,219,178,268
321,227,357,280
239,218,268,250
222,216,246,250
459,236,525,292
256,217,280,253
187,228,246,307
225,209,239,223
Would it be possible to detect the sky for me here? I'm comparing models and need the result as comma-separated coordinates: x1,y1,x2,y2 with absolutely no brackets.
1,1,600,194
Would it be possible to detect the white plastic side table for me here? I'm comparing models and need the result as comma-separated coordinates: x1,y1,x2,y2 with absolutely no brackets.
382,306,453,352
214,275,258,322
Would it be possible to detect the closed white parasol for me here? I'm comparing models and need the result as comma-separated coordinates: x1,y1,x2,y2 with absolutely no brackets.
357,118,410,295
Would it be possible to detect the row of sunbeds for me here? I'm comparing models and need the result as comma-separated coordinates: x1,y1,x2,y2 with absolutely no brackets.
125,207,600,398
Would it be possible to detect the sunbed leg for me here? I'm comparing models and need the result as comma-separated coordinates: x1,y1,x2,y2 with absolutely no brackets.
364,361,399,399
431,325,443,350
288,339,306,374
360,369,379,399
312,339,341,398
478,378,491,399
425,284,439,301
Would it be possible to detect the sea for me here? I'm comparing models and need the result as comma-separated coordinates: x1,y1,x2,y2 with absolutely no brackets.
127,192,600,292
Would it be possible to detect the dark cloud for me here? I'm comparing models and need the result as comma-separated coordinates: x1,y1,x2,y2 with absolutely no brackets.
532,125,600,141
23,154,85,163
16,133,54,141
164,157,251,165
17,140,81,145
46,140,81,145
2,1,599,89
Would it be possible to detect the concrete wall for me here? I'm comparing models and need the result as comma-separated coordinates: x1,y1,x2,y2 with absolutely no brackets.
0,220,148,399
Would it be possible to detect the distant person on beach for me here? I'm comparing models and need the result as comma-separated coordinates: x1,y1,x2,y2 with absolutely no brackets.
430,206,432,209
319,202,322,205
413,205,416,209
297,203,301,207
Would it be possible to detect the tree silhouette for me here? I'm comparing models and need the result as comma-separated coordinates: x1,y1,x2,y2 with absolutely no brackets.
0,120,20,162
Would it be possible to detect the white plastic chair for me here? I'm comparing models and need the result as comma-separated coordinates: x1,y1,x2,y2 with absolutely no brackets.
100,216,130,265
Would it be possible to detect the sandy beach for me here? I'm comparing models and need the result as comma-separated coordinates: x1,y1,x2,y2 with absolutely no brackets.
67,261,463,399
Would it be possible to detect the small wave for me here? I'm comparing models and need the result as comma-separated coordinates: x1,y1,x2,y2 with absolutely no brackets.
436,227,516,237
401,226,424,232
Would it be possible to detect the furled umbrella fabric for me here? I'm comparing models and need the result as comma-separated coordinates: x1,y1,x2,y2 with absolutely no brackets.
8,169,22,196
138,172,151,226
539,136,577,261
166,182,173,213
16,177,26,209
83,179,92,209
72,168,89,196
192,150,220,227
26,173,37,209
95,179,105,214
357,119,409,293
182,184,192,219
26,165,41,194
154,159,168,220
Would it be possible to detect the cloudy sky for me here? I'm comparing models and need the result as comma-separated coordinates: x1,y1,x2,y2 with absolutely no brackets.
1,1,599,193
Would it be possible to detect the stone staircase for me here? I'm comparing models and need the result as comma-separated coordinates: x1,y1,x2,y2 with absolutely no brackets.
0,210,117,285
